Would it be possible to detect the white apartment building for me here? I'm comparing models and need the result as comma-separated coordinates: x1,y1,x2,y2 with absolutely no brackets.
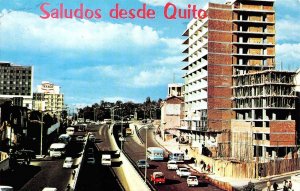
33,81,64,115
182,13,209,131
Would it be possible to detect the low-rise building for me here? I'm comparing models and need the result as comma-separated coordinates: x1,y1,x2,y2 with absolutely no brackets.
160,96,184,140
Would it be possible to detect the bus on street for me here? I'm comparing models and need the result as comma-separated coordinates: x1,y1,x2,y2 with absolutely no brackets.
147,147,164,161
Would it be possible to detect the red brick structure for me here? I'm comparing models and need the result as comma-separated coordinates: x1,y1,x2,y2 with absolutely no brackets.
182,0,297,161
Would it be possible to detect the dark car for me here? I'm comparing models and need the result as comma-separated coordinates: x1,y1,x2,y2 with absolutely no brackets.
11,149,36,165
136,159,149,168
198,175,209,187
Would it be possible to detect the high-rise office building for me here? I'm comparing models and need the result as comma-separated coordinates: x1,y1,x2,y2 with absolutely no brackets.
0,62,33,108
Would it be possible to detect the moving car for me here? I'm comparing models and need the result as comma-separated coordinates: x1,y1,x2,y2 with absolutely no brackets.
49,143,66,158
176,167,191,177
167,160,178,170
150,172,166,184
136,159,149,168
42,188,57,191
87,148,94,154
87,157,95,164
58,134,71,144
101,154,111,166
88,134,96,142
0,185,13,191
187,176,198,187
63,157,73,168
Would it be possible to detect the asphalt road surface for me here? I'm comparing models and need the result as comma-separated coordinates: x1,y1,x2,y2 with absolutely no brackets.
123,125,224,191
75,124,123,191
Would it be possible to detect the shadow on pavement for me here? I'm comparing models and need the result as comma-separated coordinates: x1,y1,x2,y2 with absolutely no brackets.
111,161,123,167
0,164,41,190
165,179,181,185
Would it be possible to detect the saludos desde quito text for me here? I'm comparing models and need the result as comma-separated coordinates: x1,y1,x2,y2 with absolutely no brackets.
40,2,207,20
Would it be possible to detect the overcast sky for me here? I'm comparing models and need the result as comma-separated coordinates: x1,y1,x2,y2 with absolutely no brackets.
0,0,299,108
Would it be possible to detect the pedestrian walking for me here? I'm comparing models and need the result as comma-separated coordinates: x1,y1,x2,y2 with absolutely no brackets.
283,180,288,191
266,180,271,191
202,162,206,172
273,182,278,191
207,164,211,173
185,148,188,155
288,180,292,190
72,169,76,179
194,158,197,167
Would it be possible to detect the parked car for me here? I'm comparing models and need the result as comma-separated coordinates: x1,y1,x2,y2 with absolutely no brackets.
187,176,198,187
87,157,95,164
150,172,166,184
176,168,191,177
167,160,178,170
63,157,73,168
87,148,94,154
136,159,149,168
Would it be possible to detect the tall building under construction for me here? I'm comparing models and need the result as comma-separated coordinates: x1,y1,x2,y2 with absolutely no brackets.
181,0,297,161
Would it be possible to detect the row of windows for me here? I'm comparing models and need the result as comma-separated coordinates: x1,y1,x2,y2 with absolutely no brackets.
0,92,31,96
0,86,30,90
1,82,30,86
0,69,31,74
0,76,31,79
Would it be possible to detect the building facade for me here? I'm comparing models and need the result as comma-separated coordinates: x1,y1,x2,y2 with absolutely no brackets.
0,62,33,109
232,71,296,161
167,83,183,98
182,0,297,161
33,81,64,115
160,96,184,140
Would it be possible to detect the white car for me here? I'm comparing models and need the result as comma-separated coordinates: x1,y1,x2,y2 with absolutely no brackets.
63,157,73,168
42,188,57,191
187,176,198,187
176,168,191,177
0,186,13,191
101,154,111,166
167,160,178,170
87,157,95,164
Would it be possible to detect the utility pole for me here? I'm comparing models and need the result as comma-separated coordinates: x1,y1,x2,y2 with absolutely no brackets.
145,125,148,182
40,112,44,156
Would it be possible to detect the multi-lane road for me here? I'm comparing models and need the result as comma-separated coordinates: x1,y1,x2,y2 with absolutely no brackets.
3,124,123,191
123,124,224,191
2,123,225,191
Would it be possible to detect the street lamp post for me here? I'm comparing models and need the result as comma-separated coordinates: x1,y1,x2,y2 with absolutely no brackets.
144,125,148,182
119,136,125,156
40,112,44,156
38,109,63,157
94,108,96,122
